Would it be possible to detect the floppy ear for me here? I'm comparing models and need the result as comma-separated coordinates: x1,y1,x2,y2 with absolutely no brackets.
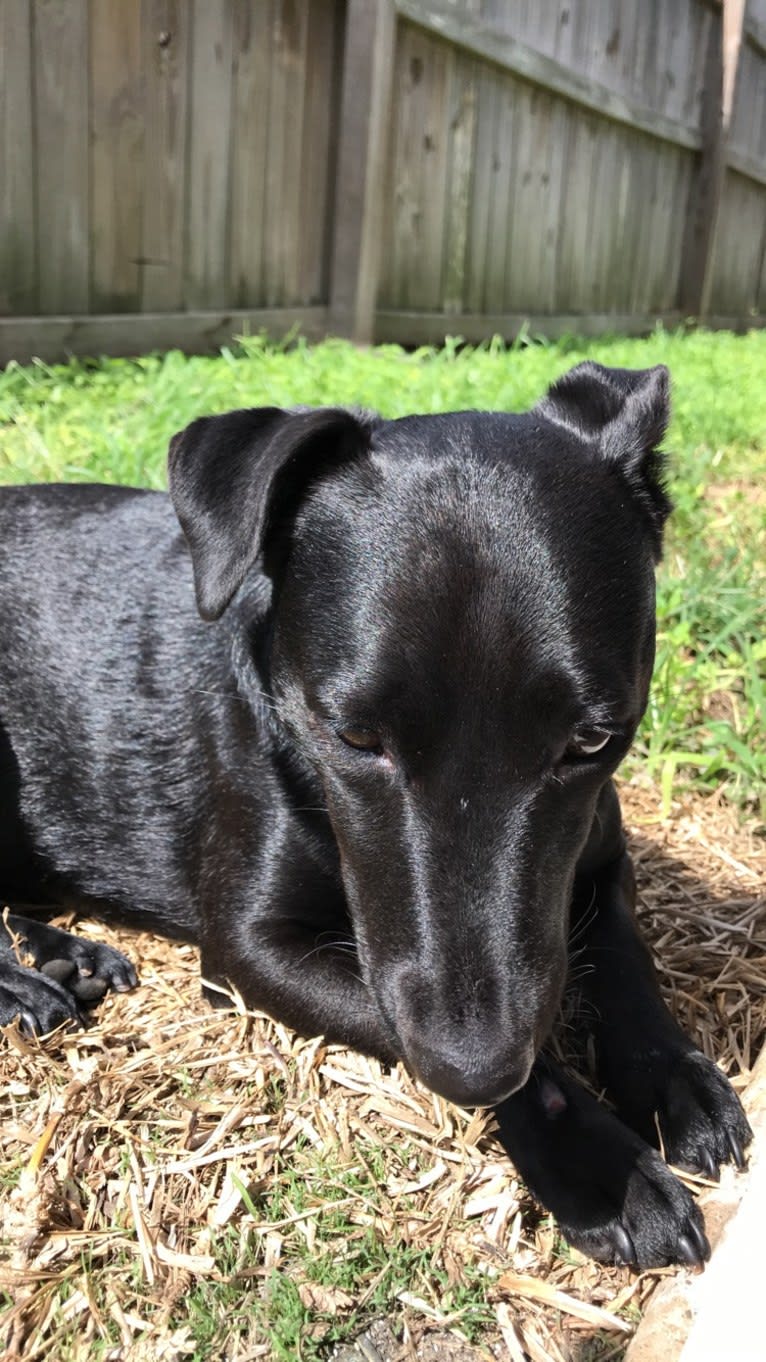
168,406,372,620
535,361,671,553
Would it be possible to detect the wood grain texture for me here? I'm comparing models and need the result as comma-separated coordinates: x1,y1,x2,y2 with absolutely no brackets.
141,0,190,312
710,169,766,315
0,0,36,312
270,0,311,307
298,0,344,305
395,0,704,151
442,40,477,316
373,308,692,345
228,0,272,308
0,308,329,367
330,0,397,339
681,0,749,316
462,47,499,313
34,0,90,314
1,0,764,356
185,0,234,309
91,0,144,312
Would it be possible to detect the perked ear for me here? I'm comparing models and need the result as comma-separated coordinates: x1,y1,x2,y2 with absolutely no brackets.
168,406,372,620
535,361,672,553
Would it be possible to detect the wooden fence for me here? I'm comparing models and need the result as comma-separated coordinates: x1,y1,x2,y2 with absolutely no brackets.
1,0,765,365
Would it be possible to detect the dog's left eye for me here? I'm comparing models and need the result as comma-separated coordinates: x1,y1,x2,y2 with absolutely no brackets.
338,727,384,755
564,730,612,760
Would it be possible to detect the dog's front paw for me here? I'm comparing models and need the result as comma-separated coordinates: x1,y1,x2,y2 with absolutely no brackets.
0,959,83,1035
495,1059,711,1270
8,916,137,1003
38,942,137,1003
652,1049,753,1179
558,1143,709,1270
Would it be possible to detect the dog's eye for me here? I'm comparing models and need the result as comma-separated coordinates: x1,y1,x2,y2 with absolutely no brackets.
338,727,384,755
565,730,612,760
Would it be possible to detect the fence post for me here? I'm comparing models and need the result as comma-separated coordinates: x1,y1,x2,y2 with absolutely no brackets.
328,0,396,343
680,0,746,318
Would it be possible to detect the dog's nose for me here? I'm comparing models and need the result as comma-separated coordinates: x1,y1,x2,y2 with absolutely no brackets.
404,1035,536,1108
382,968,544,1106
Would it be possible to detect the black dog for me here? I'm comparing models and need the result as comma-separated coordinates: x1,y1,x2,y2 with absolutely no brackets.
0,362,751,1269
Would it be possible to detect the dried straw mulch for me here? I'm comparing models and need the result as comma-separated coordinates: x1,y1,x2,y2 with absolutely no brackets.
1,782,764,1362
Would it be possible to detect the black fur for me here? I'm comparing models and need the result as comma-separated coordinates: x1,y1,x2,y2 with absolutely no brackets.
0,362,751,1269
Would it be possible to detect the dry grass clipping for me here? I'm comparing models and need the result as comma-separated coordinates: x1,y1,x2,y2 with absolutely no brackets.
1,781,764,1361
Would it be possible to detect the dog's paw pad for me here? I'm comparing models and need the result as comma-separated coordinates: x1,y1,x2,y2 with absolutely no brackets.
70,974,110,1003
40,957,78,985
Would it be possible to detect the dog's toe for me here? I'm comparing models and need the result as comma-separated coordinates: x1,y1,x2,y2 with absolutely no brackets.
560,1147,711,1271
69,940,138,993
32,932,137,999
61,942,137,1005
70,973,111,1003
658,1051,753,1179
40,957,78,985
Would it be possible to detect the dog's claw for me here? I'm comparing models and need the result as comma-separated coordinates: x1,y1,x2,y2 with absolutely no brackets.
687,1219,711,1262
612,1223,637,1266
726,1131,746,1170
699,1148,719,1181
677,1230,708,1268
18,1008,38,1036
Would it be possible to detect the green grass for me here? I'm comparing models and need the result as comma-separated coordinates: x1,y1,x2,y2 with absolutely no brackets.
29,1144,492,1362
209,1140,493,1360
1,327,764,816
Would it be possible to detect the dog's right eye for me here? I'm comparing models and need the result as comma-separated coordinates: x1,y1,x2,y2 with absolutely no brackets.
338,727,385,755
563,730,612,761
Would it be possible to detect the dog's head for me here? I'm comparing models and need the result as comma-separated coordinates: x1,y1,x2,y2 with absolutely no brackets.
169,363,671,1105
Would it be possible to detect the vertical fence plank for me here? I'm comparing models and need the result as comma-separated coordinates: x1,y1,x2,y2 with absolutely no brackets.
680,0,747,317
0,0,36,313
186,0,233,310
711,170,766,313
263,0,310,307
484,74,516,314
502,84,557,314
328,0,396,341
627,137,658,317
141,0,189,313
34,0,89,314
298,0,344,305
263,0,290,309
228,1,272,308
380,20,452,313
415,27,452,310
442,46,477,315
91,0,144,312
464,59,499,313
380,21,430,311
537,97,568,315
